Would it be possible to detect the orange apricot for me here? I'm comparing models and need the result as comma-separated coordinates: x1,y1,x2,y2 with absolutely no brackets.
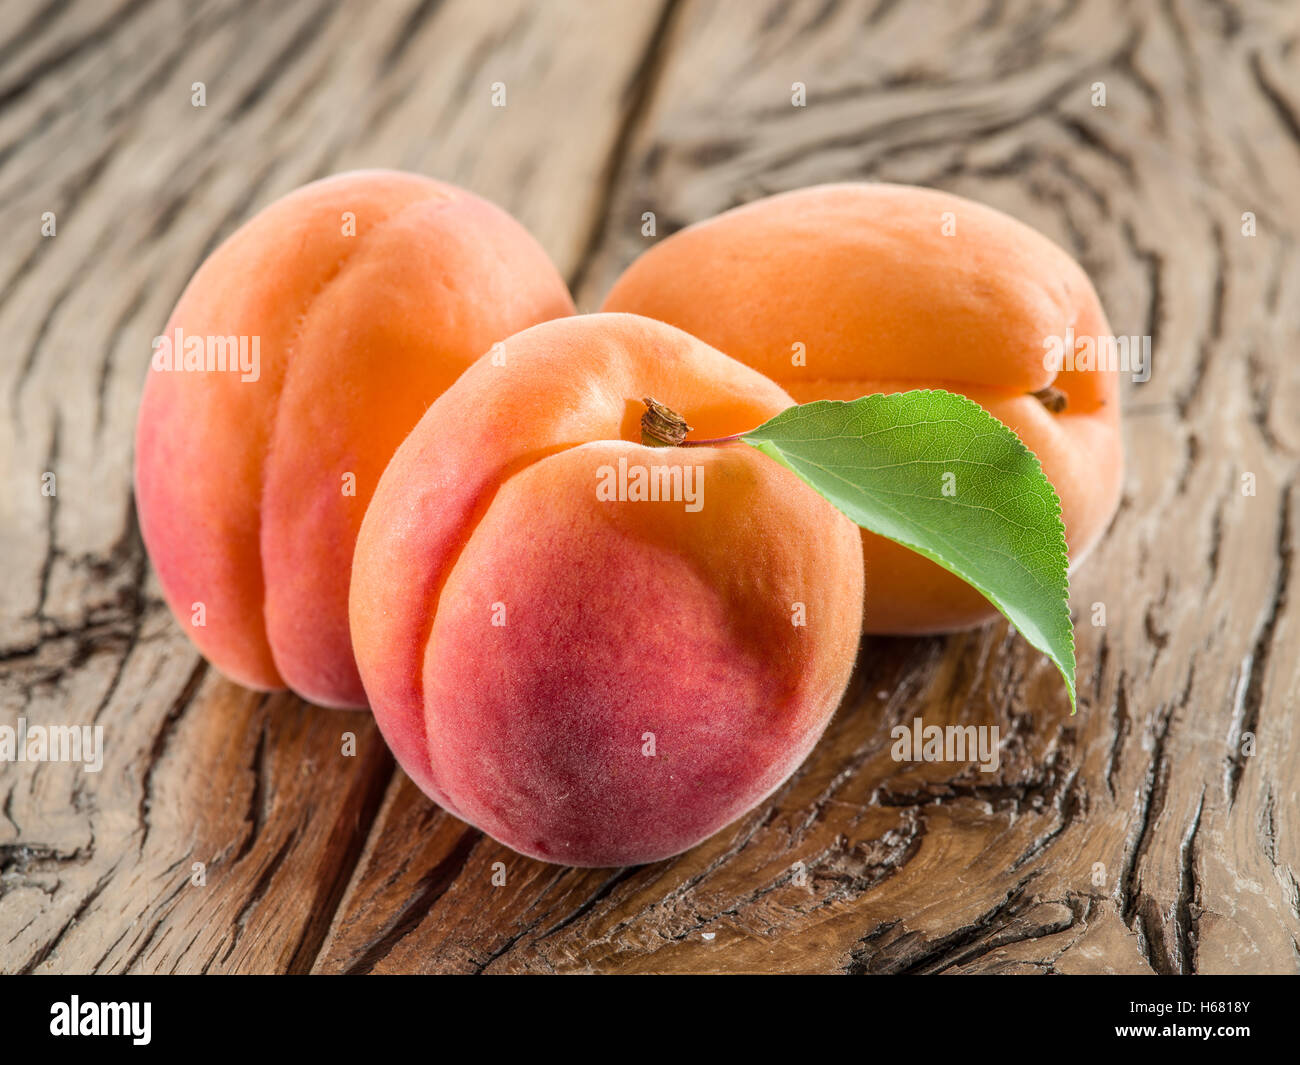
602,183,1124,633
349,313,863,865
135,170,574,706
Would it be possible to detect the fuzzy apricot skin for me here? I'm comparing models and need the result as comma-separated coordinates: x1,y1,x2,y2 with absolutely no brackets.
135,171,574,707
602,183,1124,634
349,313,864,867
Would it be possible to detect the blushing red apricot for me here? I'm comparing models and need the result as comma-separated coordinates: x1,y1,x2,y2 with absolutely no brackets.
135,170,574,707
602,183,1124,633
349,313,864,866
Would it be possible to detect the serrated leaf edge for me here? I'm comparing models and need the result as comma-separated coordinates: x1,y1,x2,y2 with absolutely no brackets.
743,389,1076,712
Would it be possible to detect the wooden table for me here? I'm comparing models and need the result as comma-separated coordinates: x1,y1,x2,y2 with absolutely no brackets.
1,0,1296,975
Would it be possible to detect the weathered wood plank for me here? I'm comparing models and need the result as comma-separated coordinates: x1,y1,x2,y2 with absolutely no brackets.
2,0,1297,974
0,0,670,973
315,0,1300,974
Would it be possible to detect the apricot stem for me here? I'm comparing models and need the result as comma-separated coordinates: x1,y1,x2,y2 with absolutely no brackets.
680,432,744,447
640,397,693,447
1032,386,1068,413
640,397,749,447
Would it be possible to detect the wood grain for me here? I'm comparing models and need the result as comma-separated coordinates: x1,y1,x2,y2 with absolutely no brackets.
2,0,1297,974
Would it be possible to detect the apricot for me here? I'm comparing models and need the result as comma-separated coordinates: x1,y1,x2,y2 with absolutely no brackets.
135,170,574,707
349,313,863,866
602,183,1124,633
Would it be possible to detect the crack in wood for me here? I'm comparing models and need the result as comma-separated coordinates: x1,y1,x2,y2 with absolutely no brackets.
340,825,481,975
567,0,682,298
1174,787,1205,974
1225,479,1294,807
847,872,1043,974
137,659,208,851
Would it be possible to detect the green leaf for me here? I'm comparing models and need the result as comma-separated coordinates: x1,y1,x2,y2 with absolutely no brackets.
743,390,1075,711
